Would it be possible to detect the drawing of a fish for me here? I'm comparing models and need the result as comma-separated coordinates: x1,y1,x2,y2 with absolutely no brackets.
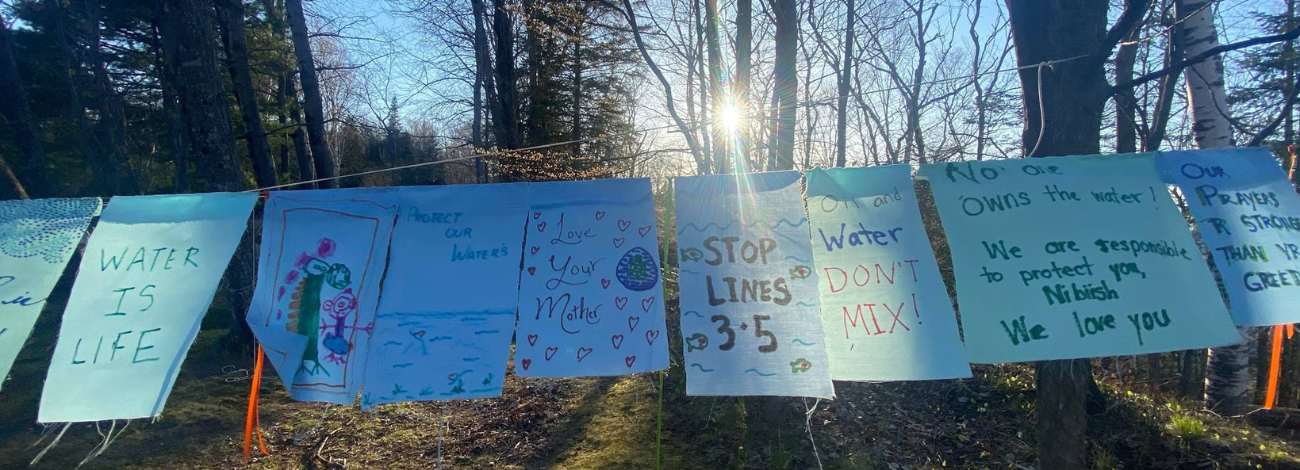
680,248,703,262
789,358,812,373
789,265,812,279
686,333,709,352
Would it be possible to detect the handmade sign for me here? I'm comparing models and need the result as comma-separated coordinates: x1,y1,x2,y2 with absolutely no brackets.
246,191,396,404
0,198,100,392
38,193,255,422
359,185,529,408
675,171,833,398
1158,148,1300,326
516,179,668,377
805,167,971,381
918,153,1240,363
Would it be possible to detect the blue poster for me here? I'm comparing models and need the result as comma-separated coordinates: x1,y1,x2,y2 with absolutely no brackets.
806,167,970,381
918,154,1240,363
0,198,100,392
1158,148,1300,326
247,191,396,404
359,185,528,408
674,172,833,398
39,193,256,422
515,179,668,377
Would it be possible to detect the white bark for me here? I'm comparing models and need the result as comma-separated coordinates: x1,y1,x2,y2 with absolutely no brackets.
1176,0,1234,149
1175,0,1251,414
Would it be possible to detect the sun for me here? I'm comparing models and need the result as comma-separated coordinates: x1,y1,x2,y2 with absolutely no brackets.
715,95,747,135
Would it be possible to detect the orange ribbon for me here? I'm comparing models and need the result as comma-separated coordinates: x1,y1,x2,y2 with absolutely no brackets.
244,345,269,461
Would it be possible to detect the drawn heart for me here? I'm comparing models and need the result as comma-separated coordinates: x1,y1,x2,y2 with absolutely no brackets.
528,267,537,275
521,358,532,370
596,210,606,220
638,225,652,238
641,296,656,312
615,297,629,310
537,222,547,232
545,347,558,361
625,356,637,368
611,334,624,349
601,279,611,289
533,212,542,219
645,329,660,345
613,238,626,248
576,347,593,362
530,246,540,255
527,334,539,346
617,219,632,232
628,316,640,331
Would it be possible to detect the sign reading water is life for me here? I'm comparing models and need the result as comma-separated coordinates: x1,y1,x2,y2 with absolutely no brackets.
919,153,1240,363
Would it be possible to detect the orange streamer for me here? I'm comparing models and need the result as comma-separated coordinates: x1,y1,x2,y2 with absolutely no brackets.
1266,326,1285,410
244,346,268,461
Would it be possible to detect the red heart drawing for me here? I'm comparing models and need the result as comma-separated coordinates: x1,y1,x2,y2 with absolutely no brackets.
521,358,532,370
596,211,606,220
613,238,626,248
611,334,624,349
638,225,652,238
625,356,636,368
617,219,632,231
545,347,558,361
527,334,538,346
645,329,660,345
601,279,611,289
576,347,593,362
533,212,542,219
615,297,628,310
537,222,547,232
628,316,640,331
641,296,656,312
530,246,540,255
528,267,536,275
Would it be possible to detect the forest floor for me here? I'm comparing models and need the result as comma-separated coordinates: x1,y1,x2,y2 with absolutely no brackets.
3,296,1300,469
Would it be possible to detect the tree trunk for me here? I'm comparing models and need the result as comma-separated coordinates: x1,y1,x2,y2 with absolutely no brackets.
472,0,491,183
704,0,725,173
1115,27,1140,153
84,0,135,196
1174,0,1252,415
736,0,753,169
1005,0,1112,467
492,0,521,150
217,0,278,188
0,14,49,197
151,14,190,192
282,75,316,187
159,0,256,348
772,0,797,170
834,0,854,168
50,0,102,193
286,0,337,188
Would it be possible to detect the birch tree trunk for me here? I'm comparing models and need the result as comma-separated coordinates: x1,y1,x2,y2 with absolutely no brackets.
286,0,338,188
1174,0,1253,415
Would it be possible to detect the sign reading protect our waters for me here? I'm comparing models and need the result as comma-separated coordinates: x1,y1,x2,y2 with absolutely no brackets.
675,171,833,398
361,185,529,408
805,167,970,381
918,153,1240,363
39,193,256,422
1158,148,1300,326
0,198,100,392
516,179,668,377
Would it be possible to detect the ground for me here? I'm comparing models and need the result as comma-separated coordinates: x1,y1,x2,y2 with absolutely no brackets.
2,297,1300,469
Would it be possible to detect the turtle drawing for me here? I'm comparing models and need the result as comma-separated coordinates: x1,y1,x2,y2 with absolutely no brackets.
789,358,812,373
686,333,709,352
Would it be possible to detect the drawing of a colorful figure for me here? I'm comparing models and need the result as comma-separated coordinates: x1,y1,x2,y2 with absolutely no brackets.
283,238,357,376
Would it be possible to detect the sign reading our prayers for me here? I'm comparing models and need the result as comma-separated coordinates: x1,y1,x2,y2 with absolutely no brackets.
1158,147,1300,326
360,185,529,408
0,198,100,392
38,193,256,422
515,179,668,377
918,153,1240,363
247,192,397,404
675,171,833,398
805,167,970,381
